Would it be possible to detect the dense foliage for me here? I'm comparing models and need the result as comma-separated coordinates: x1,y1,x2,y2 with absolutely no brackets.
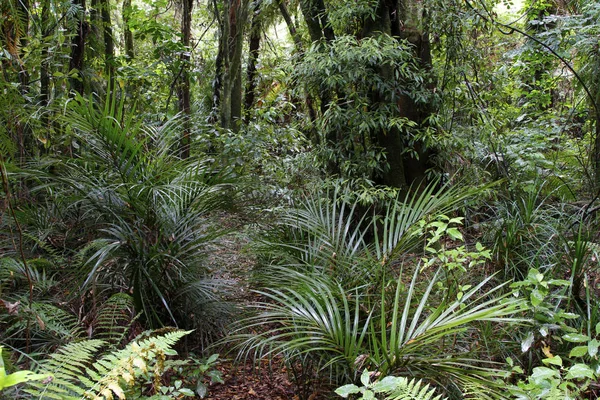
2,0,600,399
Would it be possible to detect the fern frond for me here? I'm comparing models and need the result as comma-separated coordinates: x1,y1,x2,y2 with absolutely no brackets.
26,329,192,399
26,339,106,399
29,302,85,340
94,293,136,346
386,377,445,400
81,329,192,399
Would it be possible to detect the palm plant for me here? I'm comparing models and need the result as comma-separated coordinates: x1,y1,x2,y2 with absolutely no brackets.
486,183,566,281
258,180,494,288
230,265,524,397
228,181,525,398
28,93,237,337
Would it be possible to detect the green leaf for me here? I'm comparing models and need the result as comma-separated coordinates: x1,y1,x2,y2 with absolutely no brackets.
207,370,224,384
565,364,594,380
562,333,590,343
522,331,535,352
570,346,589,357
335,384,361,397
371,376,399,393
196,382,207,398
206,354,219,365
542,356,562,367
362,390,375,400
588,339,599,357
530,367,559,384
0,369,50,390
360,370,370,387
447,228,463,241
179,388,195,396
530,289,544,307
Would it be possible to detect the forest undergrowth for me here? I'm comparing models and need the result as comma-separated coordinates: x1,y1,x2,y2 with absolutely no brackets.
3,0,600,399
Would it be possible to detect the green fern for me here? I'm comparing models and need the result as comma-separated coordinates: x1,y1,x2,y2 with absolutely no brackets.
26,329,192,399
26,339,106,399
386,377,445,400
336,372,446,400
93,293,137,347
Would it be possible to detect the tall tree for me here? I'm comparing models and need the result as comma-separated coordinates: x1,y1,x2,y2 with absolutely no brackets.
123,0,135,60
69,0,88,95
178,0,193,158
296,0,436,187
101,0,115,91
243,0,262,121
215,0,250,133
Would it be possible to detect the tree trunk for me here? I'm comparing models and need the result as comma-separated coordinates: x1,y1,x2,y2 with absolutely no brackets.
298,0,334,43
375,0,434,187
276,0,303,50
40,0,51,144
69,0,88,95
101,0,115,92
178,0,193,158
123,0,134,60
218,0,249,133
277,0,320,142
16,0,30,94
243,0,262,121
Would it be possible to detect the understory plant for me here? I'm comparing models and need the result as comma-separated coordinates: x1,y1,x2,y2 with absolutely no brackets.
25,93,237,337
22,328,220,399
335,370,446,400
229,180,526,398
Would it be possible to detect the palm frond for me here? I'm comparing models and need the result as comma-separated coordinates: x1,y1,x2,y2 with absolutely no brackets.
376,179,497,261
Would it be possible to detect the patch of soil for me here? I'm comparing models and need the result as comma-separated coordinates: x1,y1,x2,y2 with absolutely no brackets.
205,358,296,400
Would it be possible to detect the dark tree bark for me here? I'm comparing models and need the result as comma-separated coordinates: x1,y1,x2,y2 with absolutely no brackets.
40,0,51,141
298,0,334,43
368,0,435,187
123,0,134,60
276,0,320,141
217,0,249,133
178,0,193,158
69,0,88,95
101,0,115,91
243,0,262,121
297,0,435,187
276,0,303,50
16,0,30,94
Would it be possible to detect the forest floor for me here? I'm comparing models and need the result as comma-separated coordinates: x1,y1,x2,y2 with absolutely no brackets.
205,358,297,400
204,213,318,399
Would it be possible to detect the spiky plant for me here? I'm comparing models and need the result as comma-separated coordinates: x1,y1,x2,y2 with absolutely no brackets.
229,265,524,396
486,183,566,281
26,93,237,337
229,181,525,398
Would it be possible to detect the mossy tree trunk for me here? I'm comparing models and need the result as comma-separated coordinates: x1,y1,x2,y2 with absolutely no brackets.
217,0,249,134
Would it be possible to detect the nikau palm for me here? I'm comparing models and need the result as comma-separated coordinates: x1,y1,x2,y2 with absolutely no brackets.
31,94,236,334
228,181,526,397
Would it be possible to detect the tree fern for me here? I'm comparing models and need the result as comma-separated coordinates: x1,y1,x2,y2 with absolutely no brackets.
26,329,192,399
